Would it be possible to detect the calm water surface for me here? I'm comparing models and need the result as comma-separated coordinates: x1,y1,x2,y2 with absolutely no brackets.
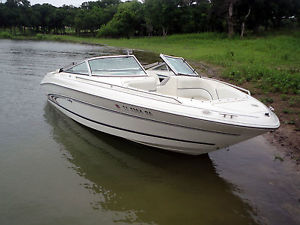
0,40,299,225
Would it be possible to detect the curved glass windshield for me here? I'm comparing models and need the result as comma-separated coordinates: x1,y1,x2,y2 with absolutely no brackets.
161,54,197,76
65,62,89,75
88,56,146,76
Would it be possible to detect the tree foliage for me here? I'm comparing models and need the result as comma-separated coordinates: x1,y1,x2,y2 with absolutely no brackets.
0,0,298,37
98,0,144,37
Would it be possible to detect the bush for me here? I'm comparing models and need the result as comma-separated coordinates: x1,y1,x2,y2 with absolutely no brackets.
97,23,120,38
36,33,46,40
0,31,12,39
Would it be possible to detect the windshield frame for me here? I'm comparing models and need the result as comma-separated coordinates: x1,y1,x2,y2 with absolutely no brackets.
63,55,147,77
160,54,199,77
88,55,147,77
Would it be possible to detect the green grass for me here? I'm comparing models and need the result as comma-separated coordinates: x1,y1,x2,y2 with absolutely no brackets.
288,96,300,106
260,97,274,104
1,31,300,94
0,31,12,39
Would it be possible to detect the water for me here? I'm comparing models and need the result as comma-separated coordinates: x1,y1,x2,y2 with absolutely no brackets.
0,39,299,225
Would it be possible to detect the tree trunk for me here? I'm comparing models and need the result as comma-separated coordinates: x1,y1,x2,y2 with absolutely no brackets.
227,1,234,38
240,7,251,38
162,26,168,37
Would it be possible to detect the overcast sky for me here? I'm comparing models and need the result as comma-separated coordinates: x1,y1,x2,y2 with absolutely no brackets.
1,0,99,7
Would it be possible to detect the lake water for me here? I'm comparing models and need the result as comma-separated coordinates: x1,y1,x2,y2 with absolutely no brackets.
0,39,299,225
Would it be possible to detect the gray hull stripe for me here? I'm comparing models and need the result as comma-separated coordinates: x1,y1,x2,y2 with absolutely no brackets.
48,93,240,136
48,96,215,146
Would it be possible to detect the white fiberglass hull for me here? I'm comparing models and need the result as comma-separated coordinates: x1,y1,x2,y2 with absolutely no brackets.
43,84,276,155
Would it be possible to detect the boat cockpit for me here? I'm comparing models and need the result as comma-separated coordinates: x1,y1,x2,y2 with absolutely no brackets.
60,54,250,102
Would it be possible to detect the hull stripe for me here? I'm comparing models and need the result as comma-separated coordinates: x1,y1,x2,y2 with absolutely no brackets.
48,97,216,146
48,94,240,136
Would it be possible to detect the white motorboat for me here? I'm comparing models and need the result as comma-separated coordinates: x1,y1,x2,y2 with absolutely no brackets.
41,54,280,155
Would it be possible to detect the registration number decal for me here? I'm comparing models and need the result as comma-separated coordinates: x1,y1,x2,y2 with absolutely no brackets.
115,104,152,116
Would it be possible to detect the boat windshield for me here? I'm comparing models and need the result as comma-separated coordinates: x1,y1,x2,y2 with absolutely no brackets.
160,54,197,76
88,56,146,76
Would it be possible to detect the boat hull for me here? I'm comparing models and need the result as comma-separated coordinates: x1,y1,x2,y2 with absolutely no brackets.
44,84,270,155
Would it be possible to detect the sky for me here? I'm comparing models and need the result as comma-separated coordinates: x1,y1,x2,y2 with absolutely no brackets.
1,0,99,7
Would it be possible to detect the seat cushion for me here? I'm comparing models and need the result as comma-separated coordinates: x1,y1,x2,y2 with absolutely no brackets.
177,89,213,100
123,77,157,91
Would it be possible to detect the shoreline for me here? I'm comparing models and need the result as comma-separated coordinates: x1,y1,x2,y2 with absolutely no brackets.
1,35,299,163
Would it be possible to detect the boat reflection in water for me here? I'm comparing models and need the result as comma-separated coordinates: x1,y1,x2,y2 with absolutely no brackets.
44,103,259,225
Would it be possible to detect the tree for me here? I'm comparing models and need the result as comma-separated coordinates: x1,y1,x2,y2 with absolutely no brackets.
98,0,145,37
81,0,120,9
144,0,180,36
31,4,56,33
0,0,298,37
60,5,78,31
179,0,210,33
210,0,228,32
227,0,238,37
0,4,9,28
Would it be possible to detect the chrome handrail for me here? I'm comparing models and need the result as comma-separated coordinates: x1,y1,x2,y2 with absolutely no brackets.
75,76,182,104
